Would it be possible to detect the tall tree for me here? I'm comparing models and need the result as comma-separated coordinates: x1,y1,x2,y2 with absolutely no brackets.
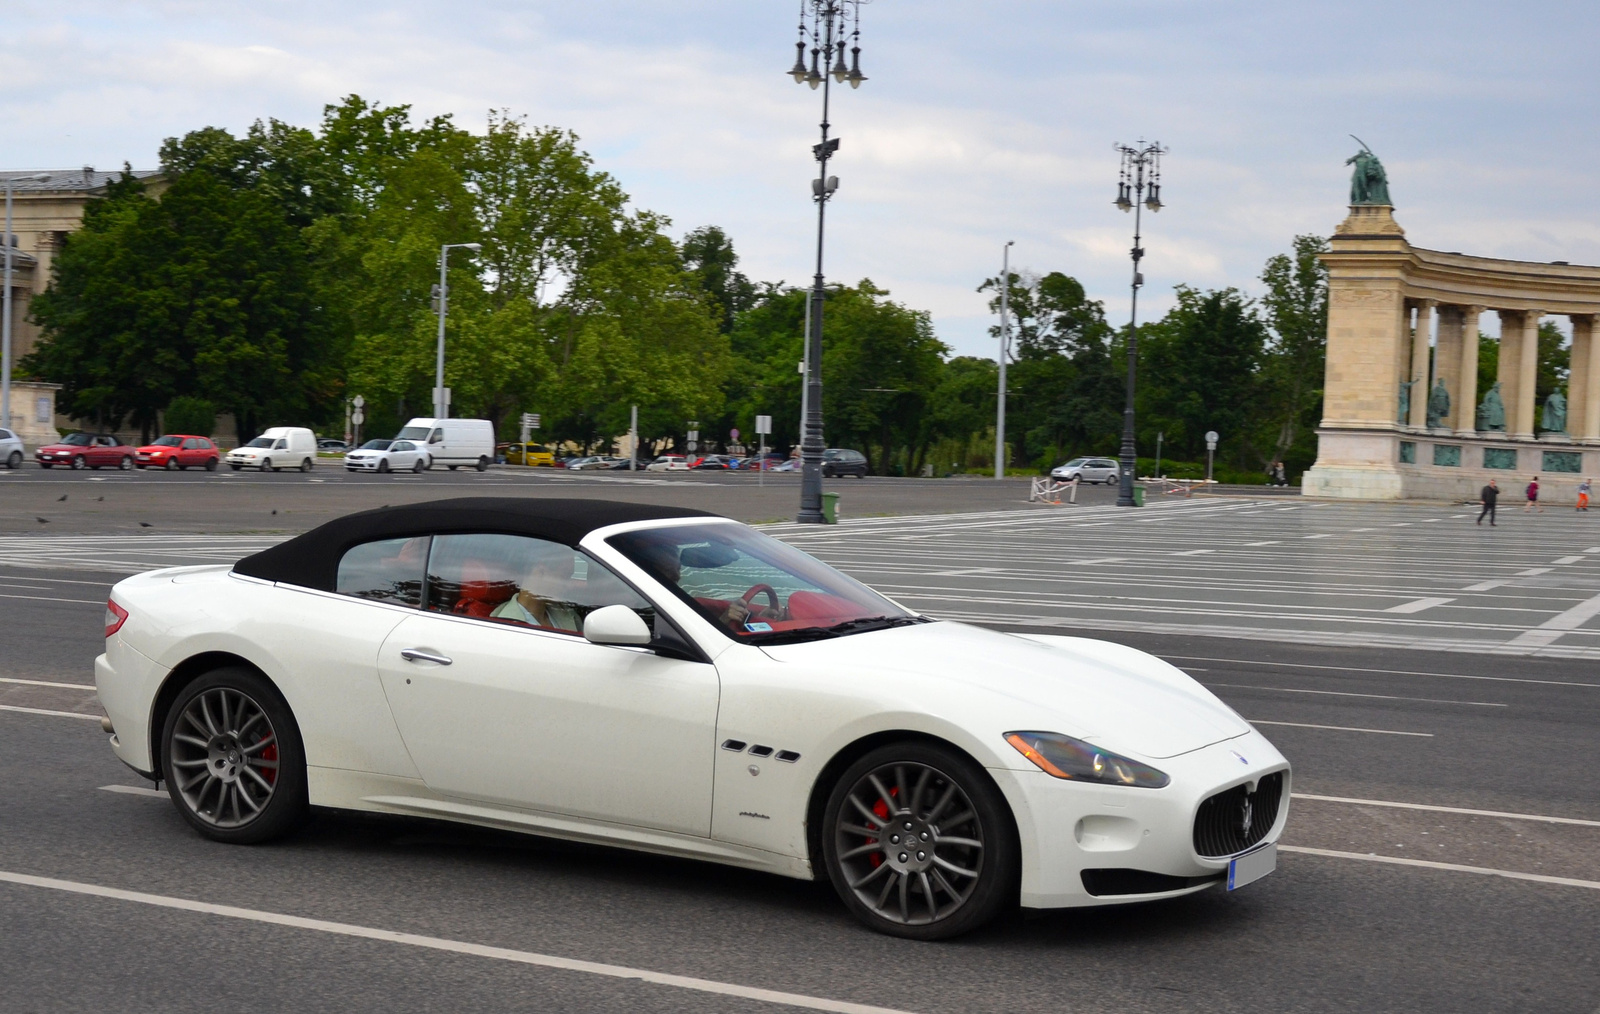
1258,234,1329,469
1139,287,1266,462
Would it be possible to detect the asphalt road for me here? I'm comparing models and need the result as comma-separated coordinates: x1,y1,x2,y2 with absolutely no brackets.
2,478,1598,1012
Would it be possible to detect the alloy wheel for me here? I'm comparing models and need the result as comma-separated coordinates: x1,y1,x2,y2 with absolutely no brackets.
71,455,86,470
167,686,280,829
832,760,986,928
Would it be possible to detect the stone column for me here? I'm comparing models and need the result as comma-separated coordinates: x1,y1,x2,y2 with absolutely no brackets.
1456,305,1483,436
1501,310,1542,439
1409,300,1435,428
1498,310,1524,438
1433,306,1463,428
1572,314,1599,440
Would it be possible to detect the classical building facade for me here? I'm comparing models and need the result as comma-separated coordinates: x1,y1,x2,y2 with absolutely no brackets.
1303,202,1600,500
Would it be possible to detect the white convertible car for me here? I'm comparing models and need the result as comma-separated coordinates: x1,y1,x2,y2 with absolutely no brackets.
96,498,1289,938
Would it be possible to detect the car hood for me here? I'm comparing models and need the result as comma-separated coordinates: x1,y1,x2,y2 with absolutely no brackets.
135,446,175,453
757,621,1249,759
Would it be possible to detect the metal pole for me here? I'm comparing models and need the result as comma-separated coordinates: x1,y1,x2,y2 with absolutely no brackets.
995,240,1013,480
435,245,449,420
2,182,13,435
1117,164,1146,507
1155,431,1163,480
798,6,838,524
629,404,638,470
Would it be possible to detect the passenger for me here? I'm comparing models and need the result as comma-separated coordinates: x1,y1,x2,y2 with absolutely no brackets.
491,550,581,631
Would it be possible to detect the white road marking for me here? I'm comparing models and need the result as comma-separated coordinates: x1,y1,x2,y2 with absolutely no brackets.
1351,528,1377,532
1280,846,1600,891
1161,655,1600,689
0,677,94,689
1072,557,1129,565
1552,556,1585,565
1172,549,1215,556
0,704,102,721
1516,567,1553,576
1248,719,1432,737
1506,588,1600,648
1303,534,1334,539
1291,793,1600,828
1586,547,1600,553
99,784,164,798
1385,597,1455,614
0,592,104,606
1244,541,1281,546
1461,580,1509,592
1205,683,1504,707
0,871,915,1014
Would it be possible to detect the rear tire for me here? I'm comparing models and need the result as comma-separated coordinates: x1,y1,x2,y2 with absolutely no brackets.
448,464,459,471
476,457,489,472
821,741,1019,940
300,458,313,472
205,458,218,471
160,666,308,845
412,458,425,473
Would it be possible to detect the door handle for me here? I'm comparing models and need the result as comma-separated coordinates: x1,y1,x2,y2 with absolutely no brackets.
400,648,453,666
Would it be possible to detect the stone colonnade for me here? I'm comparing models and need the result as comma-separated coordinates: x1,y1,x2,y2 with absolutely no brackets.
1304,203,1600,500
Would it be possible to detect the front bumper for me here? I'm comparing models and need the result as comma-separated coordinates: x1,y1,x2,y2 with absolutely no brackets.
993,728,1291,909
345,458,382,470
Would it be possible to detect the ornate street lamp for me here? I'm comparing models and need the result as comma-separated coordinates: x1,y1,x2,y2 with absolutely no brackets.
1111,141,1165,507
788,0,868,523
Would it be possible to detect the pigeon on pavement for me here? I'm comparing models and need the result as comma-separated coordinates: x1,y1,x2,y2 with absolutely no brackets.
35,517,48,524
57,494,68,502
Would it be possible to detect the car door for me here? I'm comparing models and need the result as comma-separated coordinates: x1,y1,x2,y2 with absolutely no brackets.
90,436,117,465
375,532,720,836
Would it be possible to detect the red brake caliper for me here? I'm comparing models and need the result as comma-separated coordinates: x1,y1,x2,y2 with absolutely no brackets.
867,787,898,868
259,742,279,785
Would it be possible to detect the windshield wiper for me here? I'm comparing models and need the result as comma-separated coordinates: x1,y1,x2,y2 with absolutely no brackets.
742,615,927,645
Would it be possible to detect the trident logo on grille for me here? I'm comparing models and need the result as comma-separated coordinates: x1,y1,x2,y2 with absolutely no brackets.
1239,793,1255,838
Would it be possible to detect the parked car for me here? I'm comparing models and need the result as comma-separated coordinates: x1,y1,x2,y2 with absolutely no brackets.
691,455,732,470
227,427,318,472
821,448,869,478
345,438,429,473
569,456,623,471
1051,457,1120,484
98,497,1289,940
741,452,786,471
604,456,649,470
135,435,220,471
318,439,349,453
393,417,495,472
771,458,801,472
501,442,556,467
0,426,23,469
36,433,132,470
646,455,690,471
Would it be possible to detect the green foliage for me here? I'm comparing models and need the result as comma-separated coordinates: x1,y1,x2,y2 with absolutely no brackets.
1537,320,1570,408
1137,286,1267,462
1477,333,1498,403
682,226,757,334
1257,235,1328,471
163,396,216,437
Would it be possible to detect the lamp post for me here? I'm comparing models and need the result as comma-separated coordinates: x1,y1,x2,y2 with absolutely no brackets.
2,173,51,435
994,240,1013,480
1111,141,1165,507
788,0,868,523
434,242,482,420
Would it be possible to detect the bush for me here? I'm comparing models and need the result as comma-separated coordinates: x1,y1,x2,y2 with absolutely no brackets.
163,397,216,437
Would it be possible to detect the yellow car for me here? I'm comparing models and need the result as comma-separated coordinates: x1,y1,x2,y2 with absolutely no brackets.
500,442,556,467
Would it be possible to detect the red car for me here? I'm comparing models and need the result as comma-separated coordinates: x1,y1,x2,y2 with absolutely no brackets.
36,433,133,470
135,434,221,471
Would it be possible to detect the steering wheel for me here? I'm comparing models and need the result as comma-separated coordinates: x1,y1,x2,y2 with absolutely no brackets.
740,584,782,619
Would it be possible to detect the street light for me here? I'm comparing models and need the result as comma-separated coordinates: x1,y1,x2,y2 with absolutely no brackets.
1111,141,1165,508
2,173,51,435
994,240,1013,480
788,0,869,524
434,242,481,420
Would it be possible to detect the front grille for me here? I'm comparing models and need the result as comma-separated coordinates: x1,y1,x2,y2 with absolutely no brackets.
1081,869,1224,897
1192,770,1284,858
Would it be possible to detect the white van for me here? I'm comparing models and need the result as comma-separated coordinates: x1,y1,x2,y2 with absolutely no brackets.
226,427,318,472
395,417,496,471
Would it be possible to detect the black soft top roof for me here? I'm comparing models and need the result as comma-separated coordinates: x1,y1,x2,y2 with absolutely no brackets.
233,497,716,591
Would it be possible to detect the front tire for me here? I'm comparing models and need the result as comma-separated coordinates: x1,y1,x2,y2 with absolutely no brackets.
6,450,20,469
821,741,1019,940
261,458,273,472
160,666,308,844
377,459,390,474
165,457,179,471
71,455,86,470
229,463,241,470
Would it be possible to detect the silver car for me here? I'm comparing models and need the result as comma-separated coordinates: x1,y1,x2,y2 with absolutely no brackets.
1051,456,1120,484
344,438,430,473
0,427,23,469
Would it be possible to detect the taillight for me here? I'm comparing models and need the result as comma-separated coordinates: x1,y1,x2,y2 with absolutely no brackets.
105,599,129,638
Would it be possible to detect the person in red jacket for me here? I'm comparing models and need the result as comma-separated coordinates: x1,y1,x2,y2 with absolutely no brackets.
1523,476,1544,513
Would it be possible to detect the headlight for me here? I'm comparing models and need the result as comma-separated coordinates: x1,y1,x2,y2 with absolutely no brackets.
1004,731,1170,788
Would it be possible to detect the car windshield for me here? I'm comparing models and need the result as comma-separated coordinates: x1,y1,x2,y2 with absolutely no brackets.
396,426,431,440
61,433,94,446
152,435,183,447
608,522,924,645
245,437,274,448
360,439,392,450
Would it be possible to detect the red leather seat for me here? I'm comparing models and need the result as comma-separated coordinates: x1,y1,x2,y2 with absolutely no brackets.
453,561,515,617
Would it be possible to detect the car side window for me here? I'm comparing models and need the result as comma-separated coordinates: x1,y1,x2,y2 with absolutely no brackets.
424,533,652,635
0,429,11,440
336,536,430,607
182,439,199,450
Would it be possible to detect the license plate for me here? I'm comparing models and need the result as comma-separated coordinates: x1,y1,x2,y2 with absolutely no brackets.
1227,842,1276,891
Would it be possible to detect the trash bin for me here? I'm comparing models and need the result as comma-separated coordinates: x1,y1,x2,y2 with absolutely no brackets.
821,491,841,524
1132,484,1146,507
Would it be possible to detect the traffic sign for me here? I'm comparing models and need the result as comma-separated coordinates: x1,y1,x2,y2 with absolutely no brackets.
520,412,540,430
755,415,772,435
351,410,364,425
352,395,365,409
730,428,740,442
1205,429,1219,450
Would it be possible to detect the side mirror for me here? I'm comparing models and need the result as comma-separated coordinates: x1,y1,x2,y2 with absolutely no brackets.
582,604,652,646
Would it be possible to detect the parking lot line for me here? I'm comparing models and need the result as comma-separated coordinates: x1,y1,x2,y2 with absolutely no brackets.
99,784,164,798
1248,719,1432,737
1159,655,1600,689
0,677,95,689
0,704,102,721
1280,846,1600,891
1385,597,1455,614
1291,793,1600,828
1204,683,1504,707
0,870,916,1014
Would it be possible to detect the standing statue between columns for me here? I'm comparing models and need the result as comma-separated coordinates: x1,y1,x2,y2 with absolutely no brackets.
1426,379,1449,429
1476,382,1506,432
1542,390,1567,434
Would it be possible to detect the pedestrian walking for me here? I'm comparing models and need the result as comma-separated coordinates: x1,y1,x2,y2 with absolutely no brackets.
1524,476,1544,513
1270,460,1288,486
1477,479,1498,526
1579,478,1592,512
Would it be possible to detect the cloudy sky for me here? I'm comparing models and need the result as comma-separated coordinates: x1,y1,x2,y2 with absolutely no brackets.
8,0,1599,355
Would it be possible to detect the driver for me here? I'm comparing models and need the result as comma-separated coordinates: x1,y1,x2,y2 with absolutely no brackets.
635,539,763,631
